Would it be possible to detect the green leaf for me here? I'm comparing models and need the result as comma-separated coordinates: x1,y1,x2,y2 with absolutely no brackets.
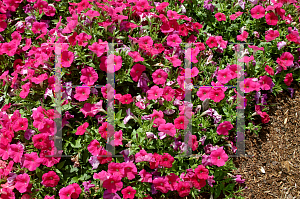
57,160,66,169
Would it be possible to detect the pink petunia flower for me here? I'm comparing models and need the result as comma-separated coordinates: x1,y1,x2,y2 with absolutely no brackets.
206,36,218,48
128,51,144,62
188,134,198,151
12,118,28,132
87,140,101,156
217,69,233,84
158,123,176,137
74,86,90,101
237,31,249,41
121,186,136,199
265,12,278,25
265,30,280,41
167,34,182,47
147,86,163,100
259,76,273,90
159,153,174,168
162,86,175,101
103,173,123,193
265,65,274,76
240,78,260,93
20,82,31,99
176,181,191,197
100,54,123,73
61,51,74,68
210,147,228,167
174,116,188,130
153,177,171,193
165,55,182,67
215,12,226,21
276,52,294,70
284,73,293,86
130,63,146,82
194,165,209,180
123,162,137,180
139,169,153,183
8,144,23,163
196,87,211,101
42,171,60,187
88,41,108,57
75,32,92,47
209,87,225,103
15,173,30,193
217,121,234,136
23,152,42,171
80,67,98,86
152,69,168,85
110,130,123,147
75,122,89,135
135,149,153,163
251,5,265,19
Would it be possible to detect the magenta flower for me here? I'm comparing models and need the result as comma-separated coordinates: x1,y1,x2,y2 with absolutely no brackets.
8,144,23,163
174,116,188,130
87,140,101,156
160,153,174,168
237,31,248,41
167,34,182,47
209,87,225,103
217,69,233,84
121,186,136,199
158,123,176,137
75,122,89,135
12,118,28,132
250,5,265,19
82,181,95,193
74,86,90,101
128,51,144,62
259,76,273,90
130,64,146,82
162,86,175,101
210,147,229,167
284,73,293,86
139,169,153,183
152,69,168,85
103,173,123,193
217,121,233,136
265,12,278,25
15,173,30,193
206,36,218,48
276,52,294,70
197,87,211,101
215,12,226,21
80,67,98,86
265,30,279,41
88,41,108,57
110,130,123,147
153,177,171,193
20,82,31,99
147,86,163,100
61,51,74,68
135,149,153,163
123,162,137,180
42,171,60,187
176,181,191,197
23,152,42,171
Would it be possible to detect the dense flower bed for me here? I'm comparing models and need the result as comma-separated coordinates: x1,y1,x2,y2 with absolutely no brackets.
0,0,299,198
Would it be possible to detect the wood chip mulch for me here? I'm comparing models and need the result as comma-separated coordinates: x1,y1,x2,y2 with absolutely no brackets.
233,84,300,199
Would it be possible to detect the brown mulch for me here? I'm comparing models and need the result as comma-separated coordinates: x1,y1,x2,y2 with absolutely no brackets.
153,85,300,199
233,84,300,199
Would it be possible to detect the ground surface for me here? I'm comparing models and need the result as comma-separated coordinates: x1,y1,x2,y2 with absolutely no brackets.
153,84,300,199
233,84,300,199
